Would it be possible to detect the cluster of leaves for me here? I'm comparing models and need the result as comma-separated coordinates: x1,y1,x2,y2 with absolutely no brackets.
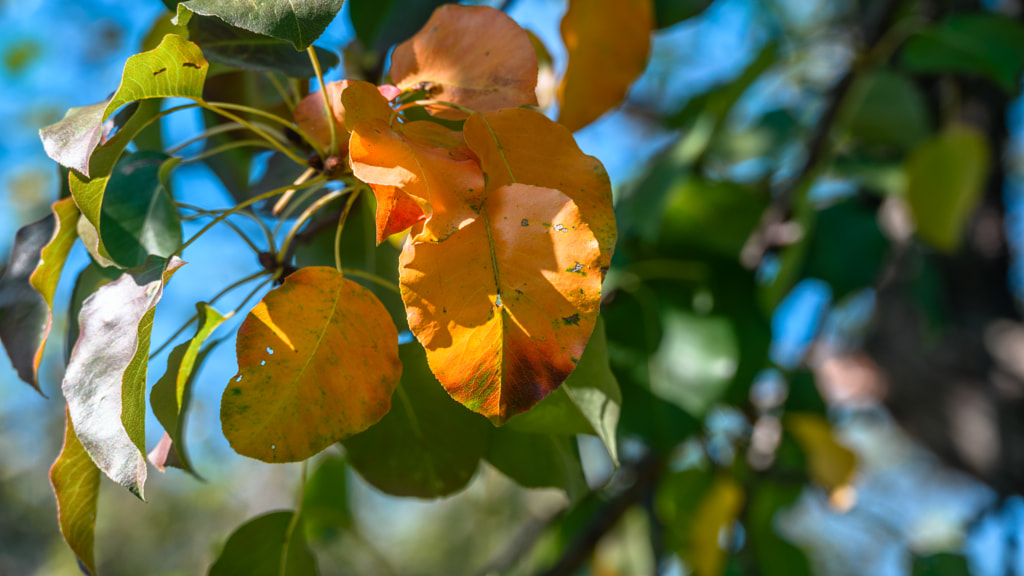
3,0,1023,574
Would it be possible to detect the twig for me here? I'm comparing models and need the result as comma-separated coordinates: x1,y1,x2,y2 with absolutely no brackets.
537,452,664,576
740,0,902,269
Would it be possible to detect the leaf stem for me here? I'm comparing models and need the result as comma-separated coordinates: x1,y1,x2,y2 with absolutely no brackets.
272,181,327,237
166,122,251,155
197,101,309,166
179,139,277,166
279,460,308,576
178,176,327,255
307,46,339,156
266,71,298,111
149,270,267,359
334,188,362,272
277,188,350,264
272,167,317,216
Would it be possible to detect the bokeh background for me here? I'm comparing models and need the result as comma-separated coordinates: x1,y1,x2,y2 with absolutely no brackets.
1,0,1023,575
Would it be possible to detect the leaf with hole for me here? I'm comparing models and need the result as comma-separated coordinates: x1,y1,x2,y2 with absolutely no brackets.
222,266,401,462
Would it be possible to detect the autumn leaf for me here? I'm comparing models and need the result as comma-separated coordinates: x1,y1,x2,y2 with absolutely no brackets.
50,408,101,576
400,183,603,424
222,267,401,463
294,79,401,156
63,256,184,499
390,5,538,117
559,0,653,131
463,109,616,269
349,118,483,243
786,414,857,491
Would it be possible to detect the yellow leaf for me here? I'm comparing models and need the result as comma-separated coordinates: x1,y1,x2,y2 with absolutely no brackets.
50,408,100,576
399,183,603,424
390,5,538,117
786,413,857,491
559,0,653,131
688,477,744,576
221,267,401,462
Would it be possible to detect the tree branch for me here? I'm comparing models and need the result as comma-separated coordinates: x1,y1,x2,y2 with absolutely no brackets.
740,0,902,269
537,452,664,576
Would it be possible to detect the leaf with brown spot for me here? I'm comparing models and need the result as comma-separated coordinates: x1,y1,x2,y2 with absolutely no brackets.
350,118,483,243
390,5,538,118
50,408,100,576
222,266,401,463
400,183,603,424
558,0,653,131
463,109,616,268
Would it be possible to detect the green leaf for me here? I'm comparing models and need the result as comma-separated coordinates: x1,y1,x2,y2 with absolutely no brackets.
0,203,71,393
747,483,813,576
912,553,971,576
185,8,339,76
40,34,208,178
150,302,227,476
302,455,353,541
905,125,990,252
350,0,451,53
659,473,745,576
653,0,711,29
62,256,185,499
96,152,184,268
902,14,1024,93
505,317,622,465
29,196,81,369
343,342,492,498
801,198,888,300
50,408,101,576
177,0,343,51
485,428,588,501
658,176,768,259
208,511,319,576
839,69,931,151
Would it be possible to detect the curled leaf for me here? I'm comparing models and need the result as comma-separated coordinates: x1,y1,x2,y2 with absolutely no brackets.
400,184,603,424
222,267,401,463
390,5,538,117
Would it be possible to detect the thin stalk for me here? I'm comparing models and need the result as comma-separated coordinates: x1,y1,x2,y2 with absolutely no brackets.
272,182,327,236
178,176,327,254
197,101,308,166
204,101,322,159
266,71,298,111
277,189,349,263
166,122,250,155
307,46,338,156
334,188,361,272
150,270,267,359
342,268,401,295
180,139,277,165
272,167,317,216
279,460,309,576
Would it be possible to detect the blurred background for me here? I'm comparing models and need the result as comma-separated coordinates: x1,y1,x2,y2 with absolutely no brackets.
1,0,1023,574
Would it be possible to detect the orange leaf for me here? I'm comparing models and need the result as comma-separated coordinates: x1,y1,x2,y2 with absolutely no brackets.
295,79,399,154
222,267,401,462
558,0,653,131
463,109,616,269
341,80,395,132
350,118,484,243
390,5,538,117
400,183,603,424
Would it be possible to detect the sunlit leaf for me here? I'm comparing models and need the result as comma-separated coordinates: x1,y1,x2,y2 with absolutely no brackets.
650,309,739,417
65,263,121,364
905,125,990,252
390,5,538,117
506,317,622,465
40,34,207,178
350,119,480,243
340,80,395,132
902,14,1024,93
486,428,588,501
208,511,318,576
689,476,744,576
50,408,101,576
222,267,401,463
558,0,653,131
343,342,491,498
176,0,343,51
463,109,616,269
150,303,227,476
63,256,185,499
400,184,603,424
785,414,856,491
303,455,352,541
295,80,398,155
0,204,70,393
